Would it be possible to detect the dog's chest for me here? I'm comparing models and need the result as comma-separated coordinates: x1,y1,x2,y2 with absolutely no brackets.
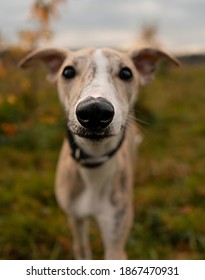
71,162,115,218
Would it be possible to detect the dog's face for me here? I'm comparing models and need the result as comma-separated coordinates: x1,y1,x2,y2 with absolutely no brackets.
19,47,179,146
57,48,141,141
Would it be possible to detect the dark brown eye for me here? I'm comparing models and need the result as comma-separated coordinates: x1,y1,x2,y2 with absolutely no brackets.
62,66,76,79
119,67,133,81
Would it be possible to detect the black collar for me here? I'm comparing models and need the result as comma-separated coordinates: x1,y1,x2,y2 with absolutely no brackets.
66,127,125,168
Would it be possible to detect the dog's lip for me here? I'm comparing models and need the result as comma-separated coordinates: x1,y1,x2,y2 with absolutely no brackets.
68,122,125,142
75,132,113,141
68,123,112,139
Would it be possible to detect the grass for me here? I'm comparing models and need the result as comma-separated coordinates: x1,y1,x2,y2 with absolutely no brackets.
0,50,205,259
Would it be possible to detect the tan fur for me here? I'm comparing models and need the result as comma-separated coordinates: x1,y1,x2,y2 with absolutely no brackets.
19,46,179,259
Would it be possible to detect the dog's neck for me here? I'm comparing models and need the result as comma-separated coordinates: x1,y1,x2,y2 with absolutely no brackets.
66,128,125,168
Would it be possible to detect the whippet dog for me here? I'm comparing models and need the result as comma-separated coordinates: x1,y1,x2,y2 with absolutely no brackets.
19,46,179,259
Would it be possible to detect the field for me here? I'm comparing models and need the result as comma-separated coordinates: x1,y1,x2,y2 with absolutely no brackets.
0,49,205,260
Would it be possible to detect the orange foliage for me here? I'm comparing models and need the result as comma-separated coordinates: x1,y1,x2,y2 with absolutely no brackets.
0,123,19,137
18,30,39,48
30,0,65,24
0,62,7,78
19,0,66,48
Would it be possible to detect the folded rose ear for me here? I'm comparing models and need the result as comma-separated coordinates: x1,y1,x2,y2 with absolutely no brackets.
129,48,180,85
18,48,69,82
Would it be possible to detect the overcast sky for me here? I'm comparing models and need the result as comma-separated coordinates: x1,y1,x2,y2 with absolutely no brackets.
0,0,205,53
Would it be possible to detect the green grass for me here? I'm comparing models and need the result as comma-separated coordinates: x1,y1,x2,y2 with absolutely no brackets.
0,53,205,259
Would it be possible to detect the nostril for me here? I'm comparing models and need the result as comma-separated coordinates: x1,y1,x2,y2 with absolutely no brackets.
98,108,114,123
76,97,114,129
76,107,90,124
76,100,93,127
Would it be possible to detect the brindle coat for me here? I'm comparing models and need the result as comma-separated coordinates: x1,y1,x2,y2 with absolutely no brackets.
19,47,179,259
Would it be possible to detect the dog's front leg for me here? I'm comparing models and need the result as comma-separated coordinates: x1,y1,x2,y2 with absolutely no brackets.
96,204,133,260
69,216,92,260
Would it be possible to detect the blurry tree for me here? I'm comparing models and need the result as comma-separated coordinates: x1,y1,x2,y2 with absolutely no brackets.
19,0,66,49
133,24,162,49
0,32,7,78
0,32,6,50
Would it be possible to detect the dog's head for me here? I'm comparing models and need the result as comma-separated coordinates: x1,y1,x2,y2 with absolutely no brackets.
19,47,179,148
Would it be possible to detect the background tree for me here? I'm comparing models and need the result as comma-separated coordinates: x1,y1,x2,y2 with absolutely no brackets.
132,24,162,49
19,0,66,49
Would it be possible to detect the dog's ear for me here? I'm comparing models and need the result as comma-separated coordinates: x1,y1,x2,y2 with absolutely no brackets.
18,48,69,82
129,48,180,85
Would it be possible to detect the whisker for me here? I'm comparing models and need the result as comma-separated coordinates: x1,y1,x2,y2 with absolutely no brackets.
128,114,150,126
127,116,145,134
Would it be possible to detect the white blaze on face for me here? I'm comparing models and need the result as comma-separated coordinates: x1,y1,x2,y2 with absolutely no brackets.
78,49,124,134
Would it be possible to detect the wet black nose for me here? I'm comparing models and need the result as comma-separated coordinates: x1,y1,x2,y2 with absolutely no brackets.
76,97,114,129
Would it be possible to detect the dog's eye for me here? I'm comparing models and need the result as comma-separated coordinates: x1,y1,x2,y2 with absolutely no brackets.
119,67,133,81
62,66,76,79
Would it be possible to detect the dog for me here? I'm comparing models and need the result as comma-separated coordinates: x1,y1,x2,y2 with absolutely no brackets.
19,46,179,259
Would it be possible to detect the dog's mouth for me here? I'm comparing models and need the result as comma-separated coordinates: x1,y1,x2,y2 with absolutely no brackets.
74,127,114,142
66,122,126,168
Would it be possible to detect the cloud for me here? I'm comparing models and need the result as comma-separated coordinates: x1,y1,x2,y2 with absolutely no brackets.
0,0,205,53
45,28,135,49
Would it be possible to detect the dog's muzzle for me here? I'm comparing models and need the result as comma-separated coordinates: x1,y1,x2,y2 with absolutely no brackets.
76,97,114,130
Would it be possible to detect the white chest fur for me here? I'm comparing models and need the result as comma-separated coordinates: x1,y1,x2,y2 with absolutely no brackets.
71,159,116,218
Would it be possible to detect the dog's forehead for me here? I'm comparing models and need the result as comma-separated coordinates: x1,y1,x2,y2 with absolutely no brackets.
73,48,96,58
72,48,131,66
100,48,129,61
